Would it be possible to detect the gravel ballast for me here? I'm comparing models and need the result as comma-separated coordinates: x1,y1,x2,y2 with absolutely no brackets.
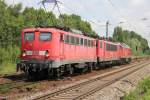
85,64,150,100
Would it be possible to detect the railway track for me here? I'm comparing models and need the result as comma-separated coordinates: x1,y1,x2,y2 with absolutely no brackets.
0,79,37,92
32,60,150,100
0,58,140,92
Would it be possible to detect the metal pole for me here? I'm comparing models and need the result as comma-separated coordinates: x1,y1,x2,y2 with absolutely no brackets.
106,21,109,39
56,2,64,26
13,0,14,5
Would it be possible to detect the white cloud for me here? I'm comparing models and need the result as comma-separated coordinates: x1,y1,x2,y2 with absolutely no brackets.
130,0,145,7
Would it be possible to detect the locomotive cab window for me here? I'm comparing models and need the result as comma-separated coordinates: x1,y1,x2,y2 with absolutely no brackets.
40,32,52,41
24,32,34,41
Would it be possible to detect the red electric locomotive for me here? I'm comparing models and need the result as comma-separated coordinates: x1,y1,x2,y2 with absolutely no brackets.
17,27,97,79
119,43,132,63
96,40,131,67
97,40,120,63
17,27,132,79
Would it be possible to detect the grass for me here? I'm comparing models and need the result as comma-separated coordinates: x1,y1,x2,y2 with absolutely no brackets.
124,77,150,100
0,84,12,94
0,62,16,75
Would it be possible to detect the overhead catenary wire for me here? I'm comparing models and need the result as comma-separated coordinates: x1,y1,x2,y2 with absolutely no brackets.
39,0,65,26
42,3,56,26
106,0,139,32
55,2,64,26
59,1,107,28
39,0,112,37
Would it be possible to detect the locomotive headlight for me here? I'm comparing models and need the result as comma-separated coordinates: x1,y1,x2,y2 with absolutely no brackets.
45,50,49,57
22,50,26,57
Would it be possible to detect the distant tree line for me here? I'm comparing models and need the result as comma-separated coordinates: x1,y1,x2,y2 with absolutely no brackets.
113,27,150,55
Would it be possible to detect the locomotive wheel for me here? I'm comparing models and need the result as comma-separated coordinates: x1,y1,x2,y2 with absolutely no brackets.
93,63,99,70
101,63,106,69
66,64,74,75
54,68,61,79
93,63,97,69
56,68,61,78
25,68,31,80
47,68,53,79
82,66,88,73
88,63,93,72
26,70,35,80
69,66,74,75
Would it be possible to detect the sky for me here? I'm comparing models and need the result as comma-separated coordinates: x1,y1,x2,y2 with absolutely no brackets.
5,0,150,46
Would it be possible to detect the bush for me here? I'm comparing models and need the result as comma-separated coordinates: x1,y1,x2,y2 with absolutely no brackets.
124,77,150,100
0,63,16,75
0,45,20,75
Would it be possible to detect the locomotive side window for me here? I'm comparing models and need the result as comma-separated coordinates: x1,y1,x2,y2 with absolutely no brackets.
24,32,34,41
80,38,84,45
64,35,94,47
70,36,75,44
88,40,90,47
92,40,94,47
89,40,92,47
90,40,92,47
106,43,117,51
100,41,103,48
91,40,93,47
40,32,51,41
113,45,117,51
90,40,93,47
84,39,87,46
64,35,69,43
106,43,109,51
76,37,80,45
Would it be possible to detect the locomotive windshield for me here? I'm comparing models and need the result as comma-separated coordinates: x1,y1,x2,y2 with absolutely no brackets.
40,32,52,41
24,32,34,41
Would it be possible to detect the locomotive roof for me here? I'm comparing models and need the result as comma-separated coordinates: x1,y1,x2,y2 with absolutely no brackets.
23,27,58,32
102,40,119,45
22,27,130,49
22,27,95,40
120,43,131,48
23,26,83,34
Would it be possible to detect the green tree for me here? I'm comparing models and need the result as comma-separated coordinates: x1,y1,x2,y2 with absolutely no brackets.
113,26,150,55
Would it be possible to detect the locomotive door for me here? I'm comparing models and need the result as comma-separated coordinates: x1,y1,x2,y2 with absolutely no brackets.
98,40,105,61
104,41,106,61
119,45,123,58
60,33,65,60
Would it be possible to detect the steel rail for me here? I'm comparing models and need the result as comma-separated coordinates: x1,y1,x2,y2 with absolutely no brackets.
74,62,150,100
